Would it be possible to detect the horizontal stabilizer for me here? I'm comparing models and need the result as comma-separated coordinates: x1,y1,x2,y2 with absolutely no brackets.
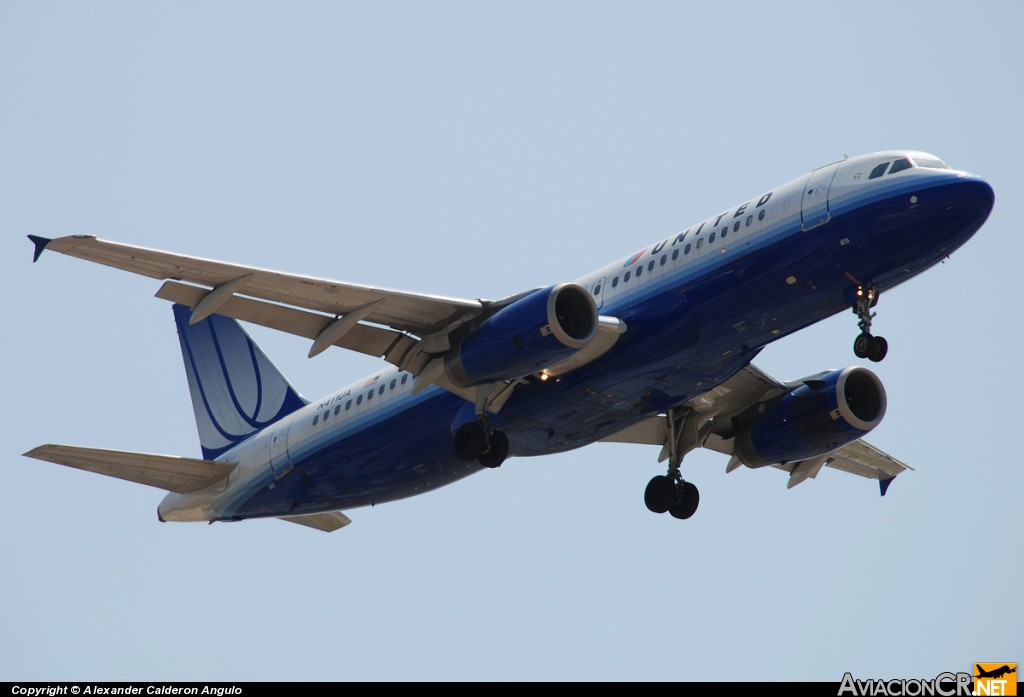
24,444,236,493
279,511,352,532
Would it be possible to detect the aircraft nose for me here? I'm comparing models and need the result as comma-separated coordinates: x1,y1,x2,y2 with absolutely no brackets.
962,176,995,215
965,177,994,223
941,175,994,236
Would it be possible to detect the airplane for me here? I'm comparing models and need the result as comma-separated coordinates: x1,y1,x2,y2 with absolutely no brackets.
976,666,1016,680
24,150,994,532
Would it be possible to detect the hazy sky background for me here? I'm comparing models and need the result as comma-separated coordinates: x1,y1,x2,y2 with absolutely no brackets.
2,1,1021,681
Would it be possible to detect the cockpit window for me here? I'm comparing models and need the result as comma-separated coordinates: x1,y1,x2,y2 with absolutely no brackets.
889,158,912,174
912,157,950,170
869,162,890,179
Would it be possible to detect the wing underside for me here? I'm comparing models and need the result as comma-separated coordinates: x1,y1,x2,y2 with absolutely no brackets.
33,235,482,336
601,364,912,493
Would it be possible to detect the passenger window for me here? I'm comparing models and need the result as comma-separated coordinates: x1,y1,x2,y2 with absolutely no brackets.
636,266,643,278
672,249,679,260
697,238,704,249
709,232,716,243
367,390,373,400
684,243,691,254
401,374,408,385
647,260,655,272
313,415,319,425
323,409,330,421
746,215,753,226
889,158,912,174
356,395,363,405
593,284,601,295
346,400,352,410
624,271,631,282
733,221,740,232
390,379,397,390
660,254,667,266
869,162,890,179
758,210,766,221
721,229,728,239
611,276,619,288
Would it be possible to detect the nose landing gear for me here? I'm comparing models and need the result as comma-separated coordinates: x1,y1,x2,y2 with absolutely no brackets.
852,285,888,362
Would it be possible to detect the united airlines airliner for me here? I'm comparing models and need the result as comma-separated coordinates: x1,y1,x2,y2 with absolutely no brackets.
25,151,994,531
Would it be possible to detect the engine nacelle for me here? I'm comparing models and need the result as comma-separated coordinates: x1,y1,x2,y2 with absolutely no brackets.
733,366,887,468
445,283,598,387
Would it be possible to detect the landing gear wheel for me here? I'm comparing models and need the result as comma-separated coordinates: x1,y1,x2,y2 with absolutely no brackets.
453,423,487,462
867,335,888,363
644,475,678,514
853,332,872,359
851,285,887,360
479,430,509,469
669,482,700,520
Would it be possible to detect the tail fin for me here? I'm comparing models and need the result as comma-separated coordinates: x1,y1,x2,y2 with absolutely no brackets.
172,304,307,459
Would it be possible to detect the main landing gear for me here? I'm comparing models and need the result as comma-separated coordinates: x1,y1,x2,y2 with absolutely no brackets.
453,422,509,469
644,408,701,520
851,285,888,362
645,472,700,520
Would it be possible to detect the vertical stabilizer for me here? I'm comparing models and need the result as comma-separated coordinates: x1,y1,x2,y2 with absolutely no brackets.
172,304,307,459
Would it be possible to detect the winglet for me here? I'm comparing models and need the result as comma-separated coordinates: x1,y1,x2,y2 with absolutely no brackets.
27,235,53,263
879,476,896,497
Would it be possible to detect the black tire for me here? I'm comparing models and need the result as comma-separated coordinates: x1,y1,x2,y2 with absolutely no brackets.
853,332,872,358
644,475,678,514
868,335,888,362
453,422,487,462
479,430,509,469
669,482,700,520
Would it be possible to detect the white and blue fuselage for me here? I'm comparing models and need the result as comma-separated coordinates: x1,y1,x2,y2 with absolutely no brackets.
152,151,993,523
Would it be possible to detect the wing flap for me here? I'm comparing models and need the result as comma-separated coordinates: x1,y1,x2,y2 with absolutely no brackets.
40,235,482,335
156,281,425,369
24,444,236,493
823,438,913,479
278,511,352,532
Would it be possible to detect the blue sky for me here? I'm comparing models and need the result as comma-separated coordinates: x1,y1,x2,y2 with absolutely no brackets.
2,1,1021,681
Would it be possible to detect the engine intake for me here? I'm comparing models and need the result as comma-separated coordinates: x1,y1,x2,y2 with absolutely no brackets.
733,366,887,468
445,283,598,387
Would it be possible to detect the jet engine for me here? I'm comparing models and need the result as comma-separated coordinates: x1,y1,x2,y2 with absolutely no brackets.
733,367,887,467
444,283,598,387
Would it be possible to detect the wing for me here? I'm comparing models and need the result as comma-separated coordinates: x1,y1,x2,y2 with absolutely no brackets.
278,511,353,533
30,234,485,373
30,235,629,409
772,439,911,494
24,444,236,493
602,363,912,494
